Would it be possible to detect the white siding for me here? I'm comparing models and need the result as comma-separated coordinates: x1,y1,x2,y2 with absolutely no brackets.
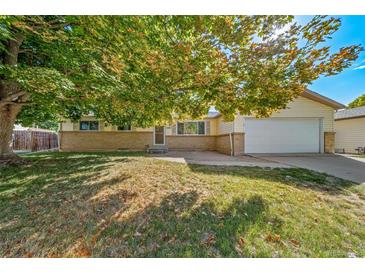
165,126,173,135
335,117,365,153
232,96,335,133
271,96,334,132
209,118,218,135
216,116,234,135
233,115,245,133
103,124,114,131
60,119,73,131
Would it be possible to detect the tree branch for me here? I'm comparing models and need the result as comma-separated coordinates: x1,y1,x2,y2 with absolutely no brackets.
0,101,30,107
0,91,27,104
4,32,24,65
15,18,79,32
19,48,33,54
7,91,26,100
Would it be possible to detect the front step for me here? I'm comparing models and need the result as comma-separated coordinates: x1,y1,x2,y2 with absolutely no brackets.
146,146,168,154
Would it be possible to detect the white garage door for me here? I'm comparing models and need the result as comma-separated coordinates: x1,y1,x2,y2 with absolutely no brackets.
244,118,321,153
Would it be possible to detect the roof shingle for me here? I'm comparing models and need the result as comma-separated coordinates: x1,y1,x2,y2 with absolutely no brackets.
334,106,365,120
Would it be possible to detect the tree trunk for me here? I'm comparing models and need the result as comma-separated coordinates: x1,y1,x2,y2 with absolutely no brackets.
0,31,26,158
0,104,22,157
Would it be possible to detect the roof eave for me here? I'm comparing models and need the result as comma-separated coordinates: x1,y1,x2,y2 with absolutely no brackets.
335,115,365,121
302,89,345,110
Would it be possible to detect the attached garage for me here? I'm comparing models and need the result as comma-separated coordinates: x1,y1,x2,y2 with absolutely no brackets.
244,118,322,153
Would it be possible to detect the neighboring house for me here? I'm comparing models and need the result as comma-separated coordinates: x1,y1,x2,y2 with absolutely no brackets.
59,89,344,155
334,106,365,153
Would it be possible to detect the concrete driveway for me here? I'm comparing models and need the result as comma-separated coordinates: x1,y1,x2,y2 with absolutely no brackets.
152,150,288,168
255,154,365,184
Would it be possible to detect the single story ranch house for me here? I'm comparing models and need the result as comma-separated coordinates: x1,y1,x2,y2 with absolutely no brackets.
59,89,344,155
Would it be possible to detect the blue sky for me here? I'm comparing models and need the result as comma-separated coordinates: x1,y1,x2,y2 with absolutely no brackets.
296,16,365,105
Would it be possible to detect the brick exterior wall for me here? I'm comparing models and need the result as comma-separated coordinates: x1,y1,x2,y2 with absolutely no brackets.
60,131,243,155
166,136,216,151
216,134,231,155
324,131,335,153
59,131,153,152
232,133,245,156
216,133,245,156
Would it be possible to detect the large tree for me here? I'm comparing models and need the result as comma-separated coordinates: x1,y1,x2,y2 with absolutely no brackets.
0,15,362,157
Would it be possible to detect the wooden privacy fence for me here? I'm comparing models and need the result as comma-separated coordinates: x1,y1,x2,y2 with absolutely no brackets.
12,129,59,152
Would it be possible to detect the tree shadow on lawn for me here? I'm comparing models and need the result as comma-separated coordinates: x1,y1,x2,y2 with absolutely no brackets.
95,192,269,257
0,153,137,257
187,163,359,196
0,154,134,195
0,152,270,258
0,181,136,257
1,153,362,257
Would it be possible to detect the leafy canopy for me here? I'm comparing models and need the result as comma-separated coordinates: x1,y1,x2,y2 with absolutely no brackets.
349,93,365,108
1,16,362,127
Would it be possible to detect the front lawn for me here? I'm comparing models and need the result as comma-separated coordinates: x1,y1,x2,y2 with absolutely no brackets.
0,152,364,257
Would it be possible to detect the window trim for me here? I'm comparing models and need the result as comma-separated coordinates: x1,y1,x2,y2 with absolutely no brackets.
79,120,99,131
176,120,206,136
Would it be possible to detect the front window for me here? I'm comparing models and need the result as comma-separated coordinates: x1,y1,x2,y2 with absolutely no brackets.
177,121,205,135
80,121,99,131
117,124,132,131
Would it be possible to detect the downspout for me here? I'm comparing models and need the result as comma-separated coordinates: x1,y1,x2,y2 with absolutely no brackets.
57,121,62,151
229,132,233,156
230,120,235,156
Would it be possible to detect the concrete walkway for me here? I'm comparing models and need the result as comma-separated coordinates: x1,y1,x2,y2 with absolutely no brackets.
255,154,365,184
342,154,365,163
152,150,289,168
151,151,365,183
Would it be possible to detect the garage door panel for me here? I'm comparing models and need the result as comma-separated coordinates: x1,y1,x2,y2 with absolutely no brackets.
245,118,320,153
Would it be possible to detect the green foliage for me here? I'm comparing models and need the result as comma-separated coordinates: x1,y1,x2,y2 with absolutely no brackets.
348,93,365,108
0,15,362,127
16,104,59,130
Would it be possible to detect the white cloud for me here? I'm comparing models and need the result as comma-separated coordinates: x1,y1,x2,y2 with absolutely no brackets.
272,23,293,39
353,65,365,70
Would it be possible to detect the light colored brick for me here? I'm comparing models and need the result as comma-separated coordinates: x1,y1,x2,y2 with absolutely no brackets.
324,132,335,153
60,131,153,152
60,131,242,156
166,136,216,151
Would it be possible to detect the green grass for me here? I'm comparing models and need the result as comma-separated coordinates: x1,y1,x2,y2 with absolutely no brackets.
0,152,364,258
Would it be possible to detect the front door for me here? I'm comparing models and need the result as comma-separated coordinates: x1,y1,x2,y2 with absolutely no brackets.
154,126,165,145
